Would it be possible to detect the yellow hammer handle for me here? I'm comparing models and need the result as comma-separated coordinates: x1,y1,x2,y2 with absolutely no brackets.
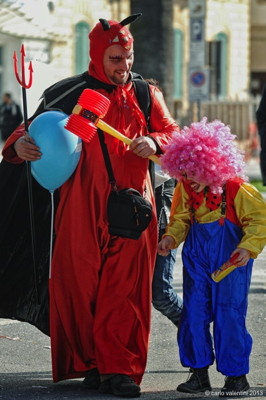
96,119,161,165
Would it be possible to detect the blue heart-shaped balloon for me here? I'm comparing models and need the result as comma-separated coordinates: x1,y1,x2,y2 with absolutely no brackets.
29,111,82,192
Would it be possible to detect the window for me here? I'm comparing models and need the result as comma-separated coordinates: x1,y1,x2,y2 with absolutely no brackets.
207,32,228,99
0,46,2,96
215,32,228,98
75,22,90,74
173,29,183,99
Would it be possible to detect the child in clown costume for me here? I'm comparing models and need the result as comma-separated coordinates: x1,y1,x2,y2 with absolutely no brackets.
158,118,266,396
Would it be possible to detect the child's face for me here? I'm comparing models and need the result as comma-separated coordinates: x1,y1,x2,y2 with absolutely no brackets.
182,174,206,193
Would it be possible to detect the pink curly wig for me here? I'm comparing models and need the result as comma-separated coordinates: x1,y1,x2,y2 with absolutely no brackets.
161,117,248,194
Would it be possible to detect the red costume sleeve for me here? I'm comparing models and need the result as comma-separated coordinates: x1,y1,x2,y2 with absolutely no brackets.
148,85,180,151
2,124,26,164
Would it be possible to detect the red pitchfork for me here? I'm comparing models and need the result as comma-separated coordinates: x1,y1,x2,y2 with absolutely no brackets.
13,44,39,303
13,44,33,131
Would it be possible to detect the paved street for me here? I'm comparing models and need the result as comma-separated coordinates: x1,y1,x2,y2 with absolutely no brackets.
0,243,265,400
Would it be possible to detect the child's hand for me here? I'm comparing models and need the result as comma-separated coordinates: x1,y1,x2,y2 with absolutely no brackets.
230,248,251,267
158,236,176,256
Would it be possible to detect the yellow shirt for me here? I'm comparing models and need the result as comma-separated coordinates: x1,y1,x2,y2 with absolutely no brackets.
165,181,266,259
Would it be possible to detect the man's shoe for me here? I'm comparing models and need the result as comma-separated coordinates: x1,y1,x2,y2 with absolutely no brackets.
81,368,101,389
176,367,212,393
219,375,250,397
98,374,141,398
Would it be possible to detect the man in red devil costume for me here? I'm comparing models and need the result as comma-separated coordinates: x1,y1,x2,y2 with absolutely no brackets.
1,14,178,397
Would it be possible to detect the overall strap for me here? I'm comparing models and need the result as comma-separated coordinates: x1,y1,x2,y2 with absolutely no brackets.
218,185,226,225
221,185,226,217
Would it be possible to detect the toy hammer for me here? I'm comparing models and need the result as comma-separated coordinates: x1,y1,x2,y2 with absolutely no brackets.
65,89,161,164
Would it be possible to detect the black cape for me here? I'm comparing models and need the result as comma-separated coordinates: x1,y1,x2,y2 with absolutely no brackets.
0,72,150,335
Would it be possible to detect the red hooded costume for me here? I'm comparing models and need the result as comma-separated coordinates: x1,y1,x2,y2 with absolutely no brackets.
2,15,178,384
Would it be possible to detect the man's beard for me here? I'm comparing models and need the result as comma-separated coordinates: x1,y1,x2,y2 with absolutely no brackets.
110,71,130,85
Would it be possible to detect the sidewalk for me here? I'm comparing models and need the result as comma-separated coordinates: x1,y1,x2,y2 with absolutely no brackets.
246,158,266,199
246,157,262,181
0,246,265,399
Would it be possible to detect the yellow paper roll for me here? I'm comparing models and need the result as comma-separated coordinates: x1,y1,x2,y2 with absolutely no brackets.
211,264,237,282
211,253,239,282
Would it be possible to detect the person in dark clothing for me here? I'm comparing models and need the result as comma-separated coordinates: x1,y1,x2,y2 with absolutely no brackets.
256,84,266,185
152,167,183,326
0,93,23,141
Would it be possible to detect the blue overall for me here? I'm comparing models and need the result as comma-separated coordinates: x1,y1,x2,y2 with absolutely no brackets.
178,217,253,376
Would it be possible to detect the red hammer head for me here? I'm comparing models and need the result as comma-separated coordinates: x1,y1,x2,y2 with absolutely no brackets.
65,89,111,142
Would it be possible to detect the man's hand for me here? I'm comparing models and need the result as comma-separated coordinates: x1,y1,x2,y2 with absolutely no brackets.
130,136,157,158
230,248,251,267
14,134,42,161
158,236,176,256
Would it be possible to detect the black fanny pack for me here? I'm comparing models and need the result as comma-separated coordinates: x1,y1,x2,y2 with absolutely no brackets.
98,129,153,240
107,188,152,239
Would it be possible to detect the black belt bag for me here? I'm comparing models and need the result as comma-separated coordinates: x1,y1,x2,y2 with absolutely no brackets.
107,188,152,239
98,130,152,240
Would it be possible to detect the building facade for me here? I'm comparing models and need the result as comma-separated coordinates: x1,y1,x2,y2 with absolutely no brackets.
0,0,113,114
0,0,266,125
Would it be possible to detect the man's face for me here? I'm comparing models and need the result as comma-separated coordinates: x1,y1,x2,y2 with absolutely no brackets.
103,44,134,85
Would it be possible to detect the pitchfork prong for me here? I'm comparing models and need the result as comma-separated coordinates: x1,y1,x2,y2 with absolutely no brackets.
13,44,33,89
